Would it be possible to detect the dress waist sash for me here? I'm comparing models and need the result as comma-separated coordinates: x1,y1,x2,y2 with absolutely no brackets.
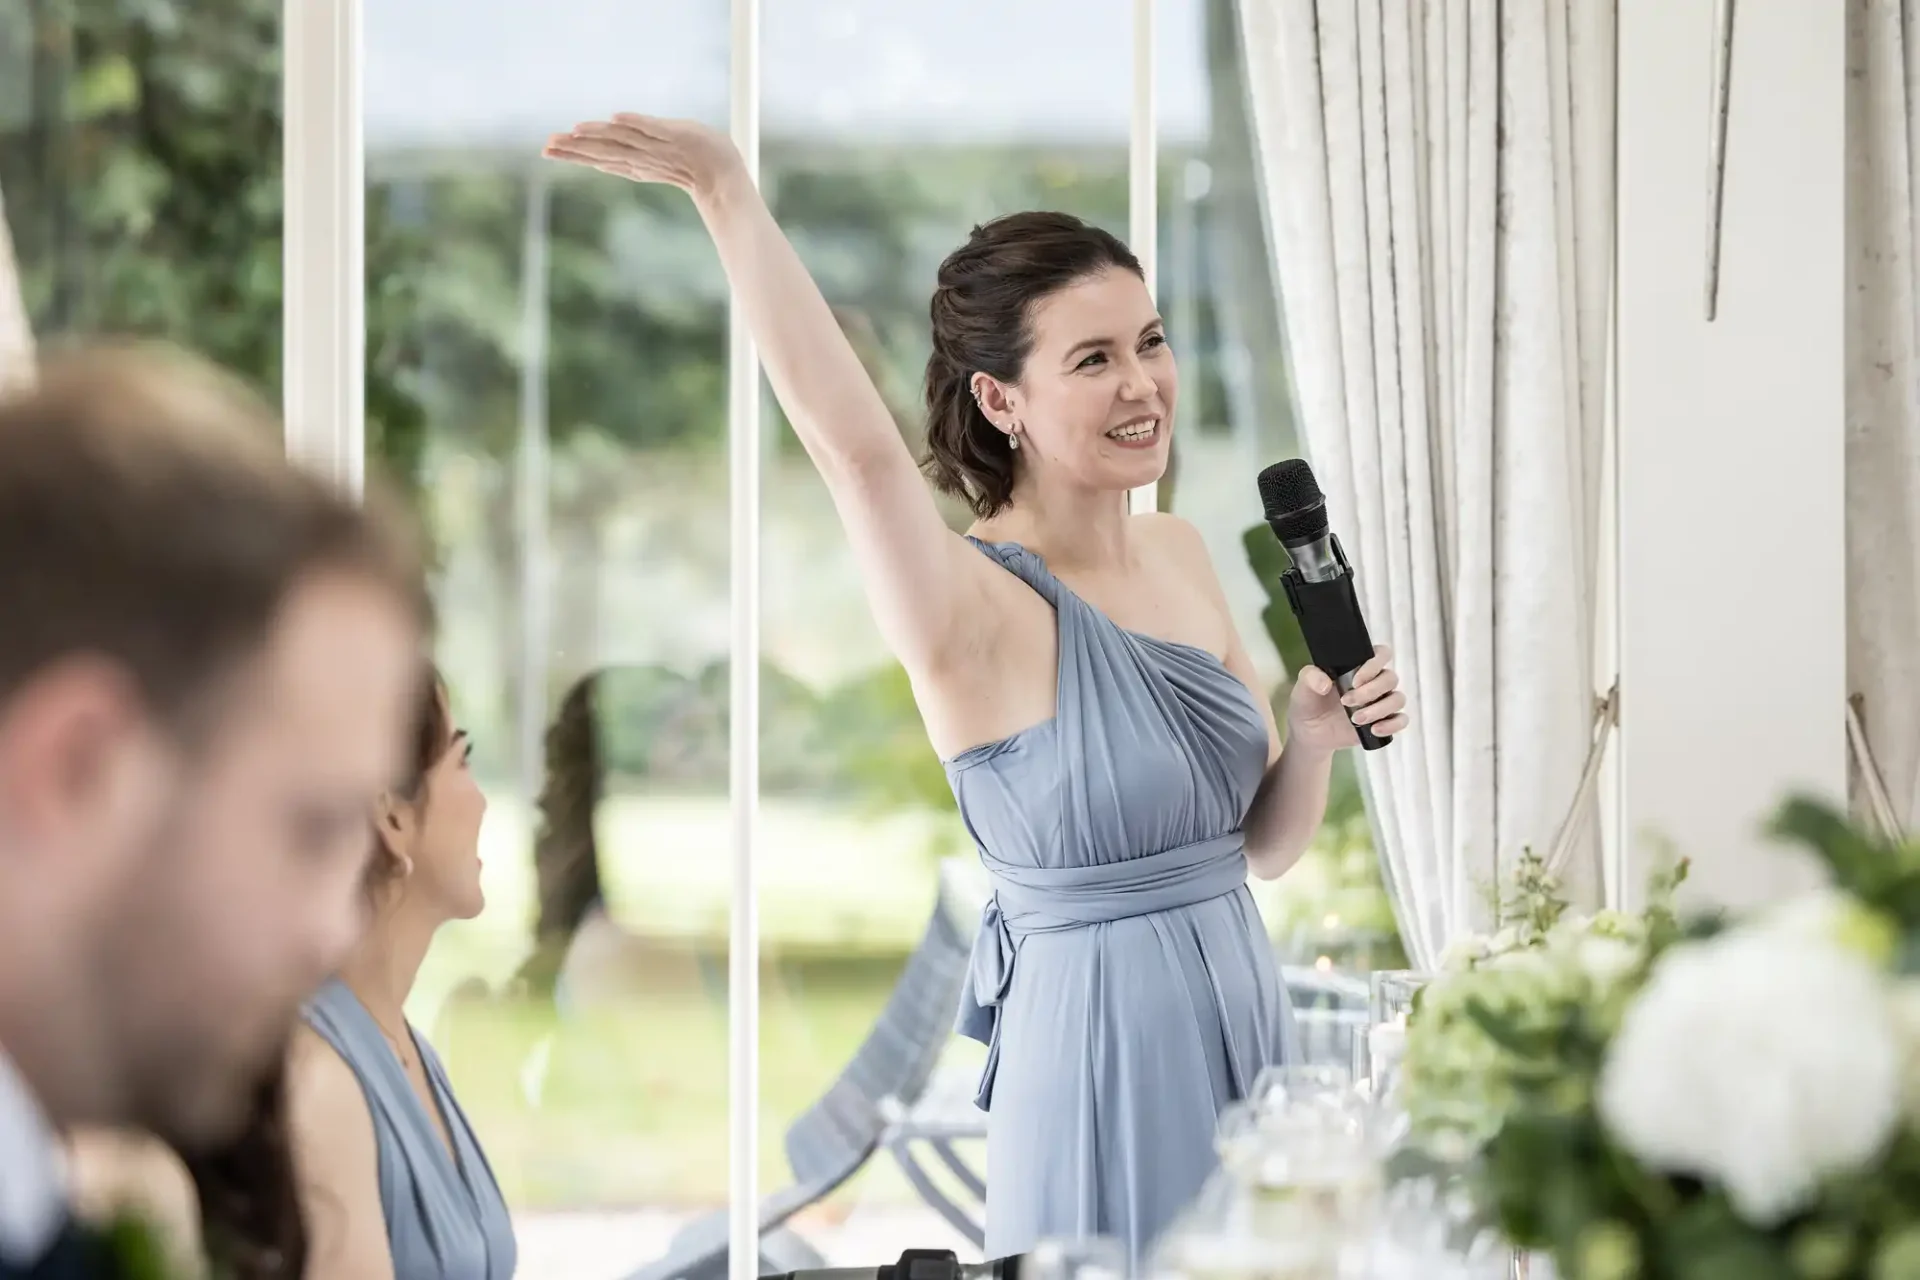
955,831,1250,1109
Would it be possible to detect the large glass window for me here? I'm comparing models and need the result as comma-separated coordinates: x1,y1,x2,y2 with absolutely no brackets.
0,0,1404,1273
349,1,1401,1274
363,3,735,1275
754,1,1130,1263
0,0,281,377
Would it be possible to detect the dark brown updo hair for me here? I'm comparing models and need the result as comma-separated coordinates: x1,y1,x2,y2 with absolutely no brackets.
920,210,1144,518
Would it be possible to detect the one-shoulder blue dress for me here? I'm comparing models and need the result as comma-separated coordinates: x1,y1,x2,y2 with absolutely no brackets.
947,540,1299,1262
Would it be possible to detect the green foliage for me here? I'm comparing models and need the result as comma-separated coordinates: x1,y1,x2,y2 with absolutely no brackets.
1492,847,1573,939
1,0,437,505
1395,849,1694,1234
5,0,281,363
100,1211,176,1280
1641,854,1698,954
1436,798,1920,1279
4,1,1386,913
761,150,1126,463
586,658,948,807
1769,797,1920,935
828,662,958,817
420,171,728,460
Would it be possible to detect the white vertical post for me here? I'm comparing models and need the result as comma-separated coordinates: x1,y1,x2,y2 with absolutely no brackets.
281,0,364,494
1129,0,1158,516
726,0,761,1272
0,184,35,394
516,169,553,805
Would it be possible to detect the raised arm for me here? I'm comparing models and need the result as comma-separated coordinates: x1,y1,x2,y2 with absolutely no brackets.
545,116,988,675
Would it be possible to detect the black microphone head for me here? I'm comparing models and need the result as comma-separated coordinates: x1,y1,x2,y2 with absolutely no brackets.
1258,458,1330,544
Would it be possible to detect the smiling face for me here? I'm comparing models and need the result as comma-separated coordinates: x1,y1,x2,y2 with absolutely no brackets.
921,210,1161,520
973,267,1178,501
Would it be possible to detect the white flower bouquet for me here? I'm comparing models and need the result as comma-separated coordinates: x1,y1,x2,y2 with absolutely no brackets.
1396,849,1678,1163
1397,800,1920,1279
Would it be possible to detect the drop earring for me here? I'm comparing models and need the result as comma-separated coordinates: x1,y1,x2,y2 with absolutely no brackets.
1007,421,1021,450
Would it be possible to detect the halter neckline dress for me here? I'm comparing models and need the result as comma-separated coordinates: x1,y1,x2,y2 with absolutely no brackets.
946,538,1299,1262
305,980,517,1280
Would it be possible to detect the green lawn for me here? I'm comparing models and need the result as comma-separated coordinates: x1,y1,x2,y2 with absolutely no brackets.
423,792,960,996
411,793,977,1210
428,960,974,1210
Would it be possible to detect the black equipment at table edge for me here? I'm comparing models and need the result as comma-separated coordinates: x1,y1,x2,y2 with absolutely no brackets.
768,1248,1023,1280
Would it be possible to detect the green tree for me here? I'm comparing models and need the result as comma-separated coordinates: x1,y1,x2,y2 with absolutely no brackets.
0,0,1401,964
1,0,431,498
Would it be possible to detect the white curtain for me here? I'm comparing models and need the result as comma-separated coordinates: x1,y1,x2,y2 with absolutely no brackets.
1238,0,1616,965
1847,0,1920,838
0,183,32,391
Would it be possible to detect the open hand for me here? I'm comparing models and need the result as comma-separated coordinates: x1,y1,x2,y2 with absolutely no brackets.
543,114,743,198
1285,644,1409,754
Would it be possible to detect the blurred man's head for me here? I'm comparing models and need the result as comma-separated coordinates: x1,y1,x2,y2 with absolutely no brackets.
0,344,427,1150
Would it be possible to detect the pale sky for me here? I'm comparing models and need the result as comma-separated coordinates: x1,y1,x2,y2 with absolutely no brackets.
364,0,1215,149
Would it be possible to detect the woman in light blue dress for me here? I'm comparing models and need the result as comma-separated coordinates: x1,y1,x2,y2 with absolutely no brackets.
287,668,515,1280
183,668,514,1280
545,114,1410,1263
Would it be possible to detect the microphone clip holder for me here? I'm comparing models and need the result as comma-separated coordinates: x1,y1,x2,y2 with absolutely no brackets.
1277,531,1353,602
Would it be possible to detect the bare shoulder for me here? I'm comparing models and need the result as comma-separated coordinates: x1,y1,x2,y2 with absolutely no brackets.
1133,511,1225,587
285,1023,370,1135
285,1027,396,1276
1132,509,1208,553
284,1022,379,1209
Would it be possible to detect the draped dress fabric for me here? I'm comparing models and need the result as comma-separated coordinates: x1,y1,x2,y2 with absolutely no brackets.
946,539,1300,1262
304,981,517,1280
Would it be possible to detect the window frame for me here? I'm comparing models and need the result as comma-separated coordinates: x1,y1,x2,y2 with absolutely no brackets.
282,3,1160,1272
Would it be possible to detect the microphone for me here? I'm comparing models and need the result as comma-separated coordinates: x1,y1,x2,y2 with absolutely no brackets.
1257,458,1392,751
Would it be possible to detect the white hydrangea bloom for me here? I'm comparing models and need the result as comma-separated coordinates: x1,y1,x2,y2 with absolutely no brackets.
1598,926,1901,1225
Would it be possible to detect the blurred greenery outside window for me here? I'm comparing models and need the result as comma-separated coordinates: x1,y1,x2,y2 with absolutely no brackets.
0,0,1403,1217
